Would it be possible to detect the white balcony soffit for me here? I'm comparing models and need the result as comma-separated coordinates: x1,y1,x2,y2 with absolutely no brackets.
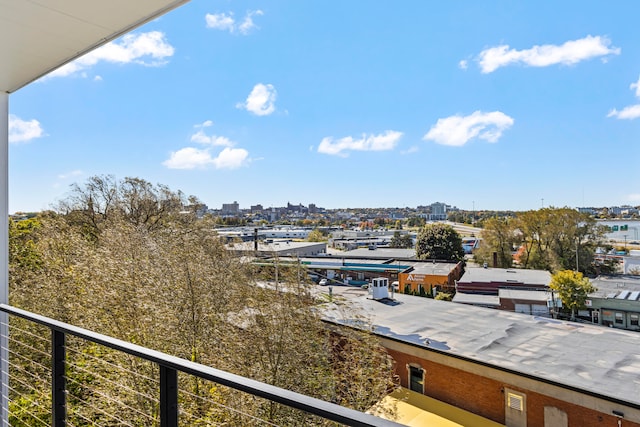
0,0,190,94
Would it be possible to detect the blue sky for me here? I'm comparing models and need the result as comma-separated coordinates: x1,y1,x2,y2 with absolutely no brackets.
8,1,640,213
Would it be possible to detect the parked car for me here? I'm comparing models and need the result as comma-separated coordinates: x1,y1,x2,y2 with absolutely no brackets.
319,279,328,286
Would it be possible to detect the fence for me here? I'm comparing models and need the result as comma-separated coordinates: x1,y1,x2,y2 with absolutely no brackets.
0,303,403,427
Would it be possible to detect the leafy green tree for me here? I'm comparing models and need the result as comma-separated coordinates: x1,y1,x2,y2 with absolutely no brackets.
306,228,326,242
390,231,413,248
515,208,604,273
550,270,596,320
474,217,516,268
415,223,464,261
406,216,426,228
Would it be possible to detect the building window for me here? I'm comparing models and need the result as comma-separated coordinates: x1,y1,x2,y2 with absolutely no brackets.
408,365,424,393
615,312,624,324
631,314,639,326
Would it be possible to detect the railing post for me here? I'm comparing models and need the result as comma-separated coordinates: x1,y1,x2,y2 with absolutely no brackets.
52,330,66,427
160,365,178,427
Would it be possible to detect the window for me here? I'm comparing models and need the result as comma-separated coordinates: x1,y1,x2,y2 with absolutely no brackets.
409,365,424,393
631,314,639,326
615,312,624,324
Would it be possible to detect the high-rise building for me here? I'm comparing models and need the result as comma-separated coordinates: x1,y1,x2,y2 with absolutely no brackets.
222,201,239,215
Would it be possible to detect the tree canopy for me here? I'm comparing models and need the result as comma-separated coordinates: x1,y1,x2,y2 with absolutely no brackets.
474,207,607,274
415,223,464,261
9,175,398,426
550,270,596,320
390,231,413,248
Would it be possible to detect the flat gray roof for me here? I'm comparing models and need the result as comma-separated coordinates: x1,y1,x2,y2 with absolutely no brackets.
339,248,417,259
498,289,552,302
452,293,500,306
320,286,640,406
458,267,551,286
590,275,640,299
410,261,459,275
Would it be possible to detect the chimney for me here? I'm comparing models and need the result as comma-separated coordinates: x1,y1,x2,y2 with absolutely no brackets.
492,252,498,268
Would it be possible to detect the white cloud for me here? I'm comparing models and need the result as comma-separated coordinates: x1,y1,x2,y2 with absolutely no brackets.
627,193,640,202
238,83,277,116
607,105,640,120
608,76,640,120
212,147,250,169
317,131,403,157
476,35,620,73
205,10,263,35
423,111,514,146
8,115,45,143
631,76,640,98
205,13,235,32
458,60,468,70
190,131,234,146
47,31,174,78
238,10,264,35
163,147,216,169
164,122,250,170
163,147,250,170
189,121,234,146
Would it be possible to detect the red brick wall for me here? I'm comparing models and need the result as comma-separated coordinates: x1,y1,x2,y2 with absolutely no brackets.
386,347,640,427
388,348,505,423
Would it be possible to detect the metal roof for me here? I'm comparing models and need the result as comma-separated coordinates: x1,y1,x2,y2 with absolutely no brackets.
0,0,189,94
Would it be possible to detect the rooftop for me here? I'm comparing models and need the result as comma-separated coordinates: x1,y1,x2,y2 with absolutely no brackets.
410,261,460,276
227,241,326,253
320,285,640,407
498,289,553,302
590,275,640,300
452,293,500,306
458,267,551,286
339,248,417,259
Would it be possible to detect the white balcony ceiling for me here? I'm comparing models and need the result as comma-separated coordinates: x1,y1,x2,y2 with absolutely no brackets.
0,0,189,94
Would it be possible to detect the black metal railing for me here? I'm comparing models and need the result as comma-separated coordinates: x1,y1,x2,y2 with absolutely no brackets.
0,304,403,427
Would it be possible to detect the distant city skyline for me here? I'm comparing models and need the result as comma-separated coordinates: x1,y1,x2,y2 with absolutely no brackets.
8,2,640,213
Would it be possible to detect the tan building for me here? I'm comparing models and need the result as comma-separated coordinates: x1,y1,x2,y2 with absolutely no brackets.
398,261,463,294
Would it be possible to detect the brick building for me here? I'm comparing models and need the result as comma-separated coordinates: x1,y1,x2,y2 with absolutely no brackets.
322,287,640,427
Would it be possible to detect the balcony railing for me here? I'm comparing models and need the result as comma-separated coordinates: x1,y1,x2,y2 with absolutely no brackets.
0,303,404,426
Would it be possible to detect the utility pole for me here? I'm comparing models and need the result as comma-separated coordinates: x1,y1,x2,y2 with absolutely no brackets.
472,200,475,224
